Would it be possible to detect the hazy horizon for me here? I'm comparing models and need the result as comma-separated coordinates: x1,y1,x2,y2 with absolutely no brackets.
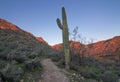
0,0,120,45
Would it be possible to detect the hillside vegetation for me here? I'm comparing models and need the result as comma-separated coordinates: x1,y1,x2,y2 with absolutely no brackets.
51,40,120,82
0,19,51,82
0,18,120,82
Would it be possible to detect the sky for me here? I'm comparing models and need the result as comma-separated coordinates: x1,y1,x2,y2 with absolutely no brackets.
0,0,120,45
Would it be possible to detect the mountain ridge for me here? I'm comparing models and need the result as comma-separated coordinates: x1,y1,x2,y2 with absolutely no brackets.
36,37,48,44
0,18,49,44
52,36,120,60
0,18,35,37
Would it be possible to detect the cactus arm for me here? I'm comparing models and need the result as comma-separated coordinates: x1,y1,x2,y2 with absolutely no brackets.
56,18,63,30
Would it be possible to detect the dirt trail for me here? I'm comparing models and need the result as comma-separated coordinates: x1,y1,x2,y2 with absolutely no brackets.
40,59,69,82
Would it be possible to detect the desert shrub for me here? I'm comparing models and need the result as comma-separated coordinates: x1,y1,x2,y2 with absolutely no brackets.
69,62,102,80
0,48,11,60
0,60,8,70
34,65,43,72
89,66,102,74
98,72,119,82
17,45,30,52
81,70,97,79
6,53,16,61
21,72,42,82
24,58,41,71
52,54,63,62
52,57,60,62
1,63,24,82
50,50,64,62
49,50,66,68
15,55,28,63
0,42,4,52
8,42,18,49
21,60,43,82
28,54,37,59
70,53,81,65
69,62,80,71
114,68,120,77
57,58,65,68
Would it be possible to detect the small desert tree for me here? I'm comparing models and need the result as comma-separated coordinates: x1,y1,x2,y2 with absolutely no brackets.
70,27,85,64
70,27,94,65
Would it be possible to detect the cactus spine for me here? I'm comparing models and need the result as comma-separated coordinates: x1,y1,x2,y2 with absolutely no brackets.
56,7,70,70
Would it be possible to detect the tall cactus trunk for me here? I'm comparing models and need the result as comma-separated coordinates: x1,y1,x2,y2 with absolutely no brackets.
56,7,70,70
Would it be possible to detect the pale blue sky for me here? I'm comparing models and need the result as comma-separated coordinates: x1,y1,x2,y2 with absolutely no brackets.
0,0,120,45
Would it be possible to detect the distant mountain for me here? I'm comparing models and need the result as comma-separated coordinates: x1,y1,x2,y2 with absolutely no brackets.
52,36,120,60
86,36,120,59
52,41,83,51
0,18,51,82
52,43,63,51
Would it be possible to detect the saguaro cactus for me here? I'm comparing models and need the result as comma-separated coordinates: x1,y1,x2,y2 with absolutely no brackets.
56,7,70,70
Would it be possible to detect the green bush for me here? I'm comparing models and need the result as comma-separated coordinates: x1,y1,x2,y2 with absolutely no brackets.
69,62,79,71
1,63,24,82
24,58,41,71
34,66,43,72
98,72,119,82
79,69,97,79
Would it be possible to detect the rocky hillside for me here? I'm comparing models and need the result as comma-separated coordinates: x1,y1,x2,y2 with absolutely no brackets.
86,36,120,58
52,36,120,60
36,37,48,44
0,18,51,82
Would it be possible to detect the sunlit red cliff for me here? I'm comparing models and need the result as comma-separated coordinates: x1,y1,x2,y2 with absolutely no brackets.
52,36,120,60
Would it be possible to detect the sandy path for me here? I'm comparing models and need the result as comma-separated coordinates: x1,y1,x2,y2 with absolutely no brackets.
40,59,69,82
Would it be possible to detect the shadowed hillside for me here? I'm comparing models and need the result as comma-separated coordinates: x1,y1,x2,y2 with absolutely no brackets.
0,18,51,82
